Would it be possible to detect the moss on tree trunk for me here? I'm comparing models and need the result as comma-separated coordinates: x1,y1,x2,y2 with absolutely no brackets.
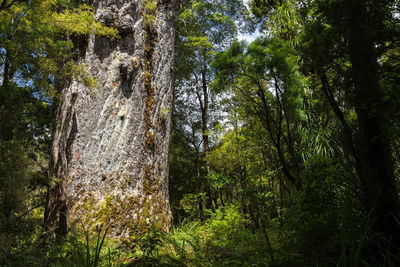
44,0,180,241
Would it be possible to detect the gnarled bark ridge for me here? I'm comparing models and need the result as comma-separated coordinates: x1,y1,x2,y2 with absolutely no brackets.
45,0,179,240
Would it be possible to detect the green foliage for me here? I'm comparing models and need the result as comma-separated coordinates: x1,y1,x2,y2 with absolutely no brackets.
212,36,305,120
165,205,269,266
0,84,50,251
130,224,166,258
52,4,118,37
171,0,253,220
0,0,117,95
179,193,206,219
0,225,116,266
143,0,157,26
212,36,306,190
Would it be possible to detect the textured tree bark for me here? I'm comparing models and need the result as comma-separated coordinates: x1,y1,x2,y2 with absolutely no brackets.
44,0,179,240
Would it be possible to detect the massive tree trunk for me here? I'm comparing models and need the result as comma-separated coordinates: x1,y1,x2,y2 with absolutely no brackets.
44,0,179,240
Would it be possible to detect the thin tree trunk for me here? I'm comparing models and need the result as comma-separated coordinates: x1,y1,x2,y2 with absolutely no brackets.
0,50,10,138
195,49,213,211
195,145,204,222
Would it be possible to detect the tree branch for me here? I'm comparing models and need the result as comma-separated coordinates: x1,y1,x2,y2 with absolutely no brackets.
18,202,46,219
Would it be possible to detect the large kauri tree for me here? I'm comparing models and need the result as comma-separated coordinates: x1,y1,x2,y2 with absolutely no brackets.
45,0,180,239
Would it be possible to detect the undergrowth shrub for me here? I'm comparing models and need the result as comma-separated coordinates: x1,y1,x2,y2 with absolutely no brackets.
0,224,119,267
268,159,364,265
164,205,269,266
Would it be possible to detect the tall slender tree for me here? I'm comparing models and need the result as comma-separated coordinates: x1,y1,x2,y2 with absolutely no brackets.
173,0,249,213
